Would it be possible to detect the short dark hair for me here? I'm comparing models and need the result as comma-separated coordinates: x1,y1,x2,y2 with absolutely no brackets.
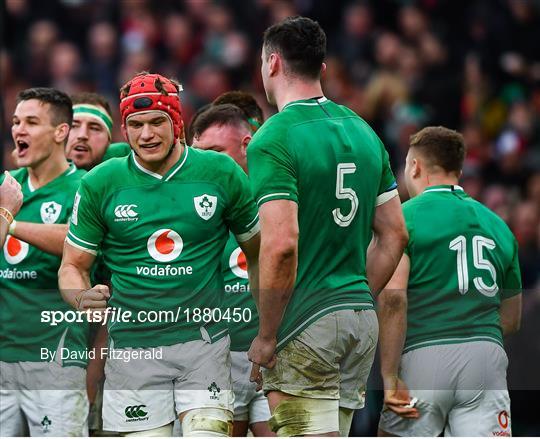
71,92,113,119
213,91,264,126
186,103,212,145
191,104,251,139
17,87,73,126
409,126,466,175
263,16,326,80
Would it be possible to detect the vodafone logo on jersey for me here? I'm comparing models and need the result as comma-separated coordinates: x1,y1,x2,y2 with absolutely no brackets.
147,229,183,262
3,236,29,265
229,247,248,279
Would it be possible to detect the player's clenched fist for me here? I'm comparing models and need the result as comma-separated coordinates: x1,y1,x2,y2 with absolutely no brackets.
1,171,23,216
75,284,110,311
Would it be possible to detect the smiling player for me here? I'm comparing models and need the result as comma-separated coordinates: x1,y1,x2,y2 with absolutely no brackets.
59,72,260,436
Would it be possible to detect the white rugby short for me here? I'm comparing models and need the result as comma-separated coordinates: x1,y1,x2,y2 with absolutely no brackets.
0,361,88,436
379,341,512,437
102,336,234,432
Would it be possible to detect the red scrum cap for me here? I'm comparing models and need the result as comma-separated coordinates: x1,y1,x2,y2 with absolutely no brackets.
119,73,184,141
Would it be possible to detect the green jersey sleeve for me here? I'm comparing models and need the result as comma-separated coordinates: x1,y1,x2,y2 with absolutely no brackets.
376,138,398,205
66,177,105,254
502,238,522,298
224,161,259,242
402,200,416,256
247,136,298,206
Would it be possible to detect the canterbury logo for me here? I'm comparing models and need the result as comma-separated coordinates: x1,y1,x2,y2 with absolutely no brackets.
125,405,148,418
114,204,138,221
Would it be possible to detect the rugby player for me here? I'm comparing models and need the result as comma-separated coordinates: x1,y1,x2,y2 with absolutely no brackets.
247,17,408,436
0,88,88,436
192,103,273,436
378,126,522,436
66,92,114,170
59,72,260,436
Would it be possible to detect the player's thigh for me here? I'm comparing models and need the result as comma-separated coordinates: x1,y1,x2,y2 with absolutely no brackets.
339,309,378,410
263,312,341,399
174,337,234,416
102,347,176,433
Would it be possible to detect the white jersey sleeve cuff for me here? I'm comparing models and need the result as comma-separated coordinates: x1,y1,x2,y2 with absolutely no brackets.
235,221,260,243
376,188,399,206
65,236,98,255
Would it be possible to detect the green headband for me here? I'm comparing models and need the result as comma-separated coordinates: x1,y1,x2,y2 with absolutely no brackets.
73,104,113,138
247,117,262,134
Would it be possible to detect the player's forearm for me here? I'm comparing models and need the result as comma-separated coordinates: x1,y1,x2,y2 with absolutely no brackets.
257,245,297,340
378,289,407,378
247,259,260,307
367,233,407,294
12,222,68,256
58,262,92,309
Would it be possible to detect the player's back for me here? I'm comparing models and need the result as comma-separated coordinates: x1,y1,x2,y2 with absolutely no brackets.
249,97,396,346
403,185,521,353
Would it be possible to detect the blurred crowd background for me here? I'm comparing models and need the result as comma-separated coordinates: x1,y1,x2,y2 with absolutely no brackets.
1,0,539,435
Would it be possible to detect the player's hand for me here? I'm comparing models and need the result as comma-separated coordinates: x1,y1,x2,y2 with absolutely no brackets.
248,335,277,390
1,171,23,216
75,284,110,312
383,374,419,419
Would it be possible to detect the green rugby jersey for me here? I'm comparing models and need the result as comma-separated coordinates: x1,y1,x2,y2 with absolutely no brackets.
247,97,397,349
402,185,522,353
221,233,258,351
0,164,89,365
67,146,259,349
102,142,131,161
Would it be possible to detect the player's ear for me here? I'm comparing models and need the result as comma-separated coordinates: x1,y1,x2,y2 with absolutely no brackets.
320,63,327,77
412,158,421,178
55,122,70,145
269,53,280,77
241,135,251,157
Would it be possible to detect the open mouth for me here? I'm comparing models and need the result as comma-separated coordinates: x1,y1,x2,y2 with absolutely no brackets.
73,143,89,152
16,140,29,156
140,142,161,150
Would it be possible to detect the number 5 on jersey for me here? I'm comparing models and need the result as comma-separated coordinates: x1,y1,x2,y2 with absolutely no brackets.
333,163,358,227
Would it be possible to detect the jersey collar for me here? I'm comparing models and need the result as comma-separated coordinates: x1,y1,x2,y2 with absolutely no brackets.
27,162,77,193
282,96,329,110
131,145,189,181
423,184,464,194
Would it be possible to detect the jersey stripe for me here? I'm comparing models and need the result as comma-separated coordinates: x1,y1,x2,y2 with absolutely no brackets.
235,221,260,243
65,237,98,255
257,192,292,206
67,230,98,248
376,188,398,206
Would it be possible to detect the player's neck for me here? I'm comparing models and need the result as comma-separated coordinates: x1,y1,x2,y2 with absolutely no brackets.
27,149,69,190
136,142,184,176
423,174,460,190
275,79,324,112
